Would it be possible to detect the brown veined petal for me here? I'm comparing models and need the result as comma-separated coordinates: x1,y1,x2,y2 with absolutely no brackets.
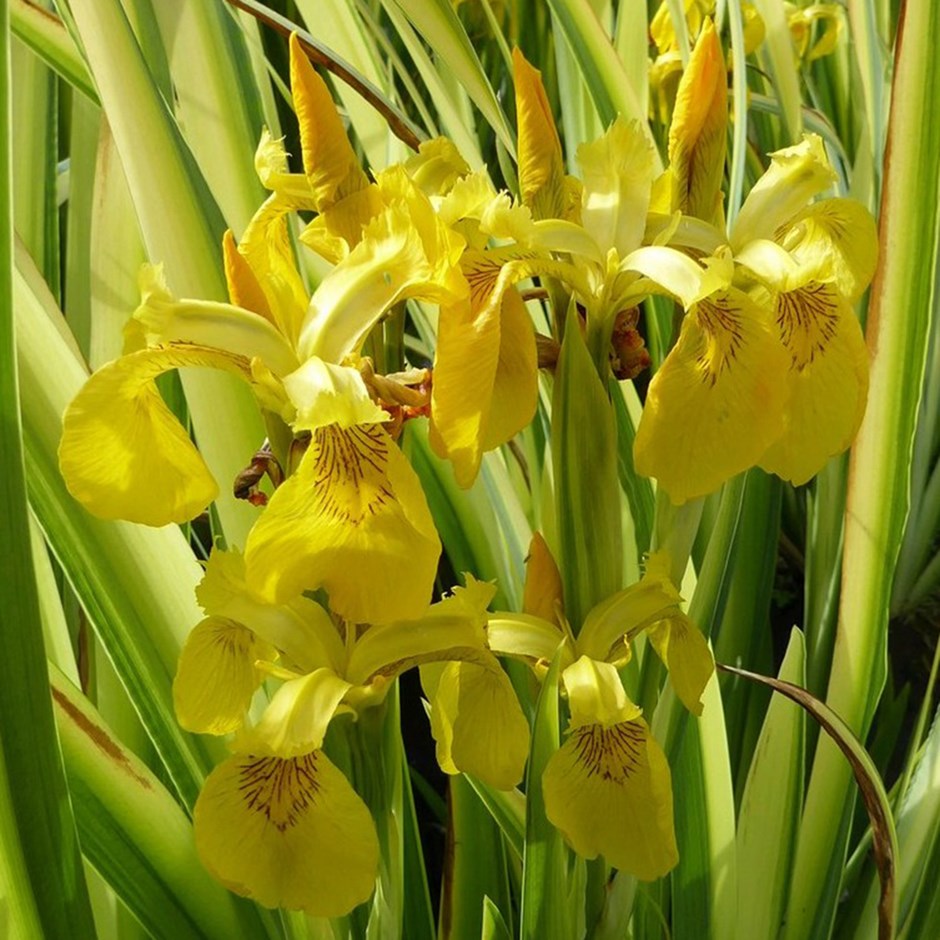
58,345,252,526
668,18,727,227
194,751,378,916
542,717,678,880
512,47,567,221
173,617,276,735
244,424,440,624
759,282,869,484
776,198,879,303
634,288,790,504
289,33,370,211
430,246,547,487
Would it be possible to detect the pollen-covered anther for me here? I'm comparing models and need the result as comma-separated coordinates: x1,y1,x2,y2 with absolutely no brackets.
775,281,840,370
238,754,321,832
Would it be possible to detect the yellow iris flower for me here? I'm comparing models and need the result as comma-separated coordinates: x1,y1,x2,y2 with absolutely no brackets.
429,48,715,486
58,35,480,622
634,22,878,504
175,549,530,915
473,534,713,879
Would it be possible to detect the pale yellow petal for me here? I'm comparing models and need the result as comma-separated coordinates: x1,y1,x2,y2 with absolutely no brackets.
577,117,655,258
732,134,836,249
223,229,276,327
634,288,790,504
173,617,275,735
562,656,641,728
245,425,440,623
283,358,387,431
240,670,353,757
197,548,345,674
298,185,468,363
238,194,312,346
127,263,299,376
404,137,471,196
542,718,678,879
424,659,530,789
195,752,378,915
759,282,869,484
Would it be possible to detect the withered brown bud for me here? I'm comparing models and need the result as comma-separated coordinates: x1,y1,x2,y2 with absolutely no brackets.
610,307,651,381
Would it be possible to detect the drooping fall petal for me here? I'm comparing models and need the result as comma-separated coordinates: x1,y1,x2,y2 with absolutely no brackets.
634,288,790,504
777,198,879,302
647,612,714,716
758,282,869,484
194,751,378,916
430,246,544,486
173,617,276,735
422,659,530,789
542,716,678,880
59,345,253,525
244,424,440,623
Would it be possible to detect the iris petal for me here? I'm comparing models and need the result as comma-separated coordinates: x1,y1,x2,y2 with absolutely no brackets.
542,716,678,880
244,424,440,624
194,751,378,916
59,345,252,525
634,288,790,503
759,282,869,484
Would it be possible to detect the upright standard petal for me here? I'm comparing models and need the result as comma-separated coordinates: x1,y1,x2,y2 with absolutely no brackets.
523,532,565,625
59,345,252,525
194,750,378,916
576,117,655,258
668,18,727,225
634,288,790,504
245,424,440,624
542,715,678,880
758,282,869,484
173,617,276,735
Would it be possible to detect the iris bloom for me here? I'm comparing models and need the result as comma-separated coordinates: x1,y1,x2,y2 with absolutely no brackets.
474,535,713,878
58,37,478,623
634,22,877,503
429,48,712,486
175,548,530,914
